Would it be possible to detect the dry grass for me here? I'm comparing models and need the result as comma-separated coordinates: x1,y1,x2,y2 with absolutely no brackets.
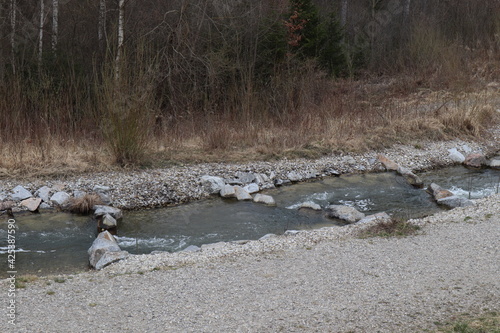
357,218,421,238
0,74,498,177
66,194,104,215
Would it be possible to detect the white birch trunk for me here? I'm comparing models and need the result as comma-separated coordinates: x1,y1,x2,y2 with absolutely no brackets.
340,0,347,28
98,0,106,52
10,0,16,74
403,0,410,20
38,0,44,68
115,0,124,81
52,0,58,53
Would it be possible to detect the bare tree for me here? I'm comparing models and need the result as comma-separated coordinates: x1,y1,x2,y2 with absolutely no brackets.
403,0,410,20
38,0,45,69
9,0,16,74
98,0,106,53
340,0,347,28
52,0,58,53
115,0,125,80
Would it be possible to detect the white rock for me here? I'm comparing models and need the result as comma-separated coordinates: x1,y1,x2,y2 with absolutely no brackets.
448,148,465,163
326,205,365,223
298,201,322,211
244,183,260,194
287,171,302,182
234,186,252,201
73,190,87,198
35,186,51,202
88,231,122,268
11,185,32,201
93,185,111,193
50,191,70,206
357,212,391,224
220,185,236,198
253,194,276,206
200,176,225,194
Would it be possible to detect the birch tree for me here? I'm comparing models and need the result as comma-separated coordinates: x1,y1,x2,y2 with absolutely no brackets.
98,0,106,53
340,0,347,28
52,0,58,53
9,0,16,74
38,0,45,69
115,0,124,80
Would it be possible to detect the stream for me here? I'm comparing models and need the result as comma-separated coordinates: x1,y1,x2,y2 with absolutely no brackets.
1,166,498,277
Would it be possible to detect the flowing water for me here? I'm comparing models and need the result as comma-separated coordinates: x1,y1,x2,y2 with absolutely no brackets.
1,166,498,277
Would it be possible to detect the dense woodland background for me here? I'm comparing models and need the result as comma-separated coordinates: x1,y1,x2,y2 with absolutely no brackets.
0,0,499,168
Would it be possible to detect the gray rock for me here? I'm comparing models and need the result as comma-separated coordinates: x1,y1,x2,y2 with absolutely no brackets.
88,231,122,268
39,202,51,209
0,192,6,201
324,168,341,177
97,192,112,205
253,194,276,206
52,183,66,191
448,148,465,163
35,186,51,202
243,183,260,194
200,175,225,194
220,185,236,198
326,205,365,223
464,153,487,168
224,178,243,186
101,214,117,229
428,183,454,200
93,185,111,193
397,166,424,188
182,245,201,253
93,205,123,220
234,186,252,201
287,171,302,182
73,190,87,198
461,144,472,154
254,173,269,185
10,185,32,201
437,196,475,208
0,201,15,211
357,212,391,224
298,201,322,211
489,159,500,169
284,230,301,236
236,172,256,184
20,197,42,212
50,191,70,206
343,156,356,165
94,250,129,270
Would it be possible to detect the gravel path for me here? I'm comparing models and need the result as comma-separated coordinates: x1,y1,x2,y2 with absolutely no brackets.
4,194,499,333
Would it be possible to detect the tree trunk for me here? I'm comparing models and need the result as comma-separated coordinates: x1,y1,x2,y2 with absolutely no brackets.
10,0,16,74
115,0,124,80
52,0,58,53
340,0,347,28
38,0,44,69
98,0,106,53
403,0,410,20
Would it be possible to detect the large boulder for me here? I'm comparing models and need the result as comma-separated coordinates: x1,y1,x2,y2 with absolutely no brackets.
253,194,276,206
243,183,260,194
220,185,236,198
235,172,256,184
326,205,365,223
297,201,322,211
463,153,487,168
88,231,122,268
427,183,454,200
94,250,129,270
437,196,475,209
50,191,70,206
10,186,32,201
97,213,118,233
93,205,123,220
489,158,500,169
287,171,303,182
448,148,465,163
200,176,225,194
34,186,52,202
397,166,423,188
356,212,392,224
20,198,42,212
377,155,399,171
234,186,252,201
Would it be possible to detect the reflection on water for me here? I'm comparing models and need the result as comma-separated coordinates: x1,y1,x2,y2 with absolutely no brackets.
1,166,498,276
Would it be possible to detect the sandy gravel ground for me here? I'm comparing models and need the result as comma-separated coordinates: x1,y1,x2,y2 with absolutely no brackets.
3,194,499,333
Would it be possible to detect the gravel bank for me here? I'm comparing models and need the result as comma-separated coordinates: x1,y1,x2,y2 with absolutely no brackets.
4,194,499,332
1,130,499,210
